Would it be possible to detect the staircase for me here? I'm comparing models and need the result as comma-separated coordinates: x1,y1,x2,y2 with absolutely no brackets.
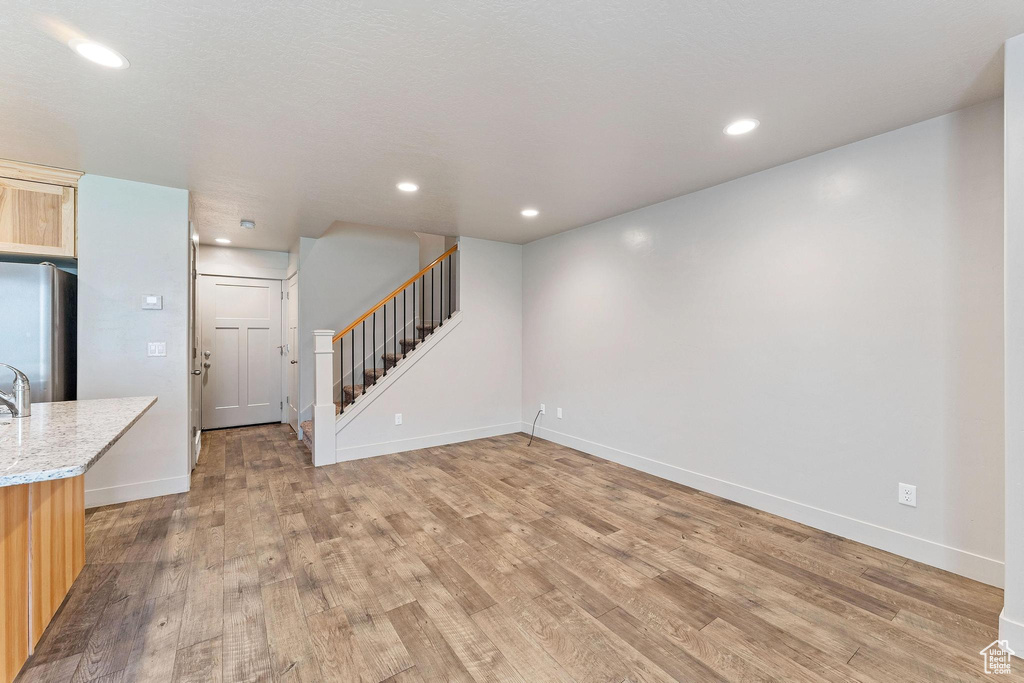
301,245,458,456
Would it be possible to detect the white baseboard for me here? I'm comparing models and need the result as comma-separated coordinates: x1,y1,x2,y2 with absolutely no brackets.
85,475,190,508
336,421,522,462
1001,611,1024,654
524,423,1004,588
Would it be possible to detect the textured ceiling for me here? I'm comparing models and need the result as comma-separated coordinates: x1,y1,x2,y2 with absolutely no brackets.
2,1,1023,249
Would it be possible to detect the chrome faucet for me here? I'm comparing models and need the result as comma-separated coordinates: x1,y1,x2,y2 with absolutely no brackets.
0,364,31,418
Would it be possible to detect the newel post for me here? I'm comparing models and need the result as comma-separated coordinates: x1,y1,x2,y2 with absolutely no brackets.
312,329,335,466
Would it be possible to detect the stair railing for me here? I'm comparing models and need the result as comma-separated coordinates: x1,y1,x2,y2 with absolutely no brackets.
331,243,458,415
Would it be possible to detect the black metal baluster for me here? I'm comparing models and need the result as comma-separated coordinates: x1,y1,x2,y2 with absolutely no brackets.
372,310,377,384
361,321,365,397
350,329,355,408
393,296,397,367
403,288,407,358
448,254,453,318
431,266,435,334
440,260,444,324
420,275,425,340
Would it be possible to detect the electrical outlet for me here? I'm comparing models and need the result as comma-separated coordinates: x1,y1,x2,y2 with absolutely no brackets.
540,404,546,415
395,413,403,425
898,483,916,507
557,407,562,419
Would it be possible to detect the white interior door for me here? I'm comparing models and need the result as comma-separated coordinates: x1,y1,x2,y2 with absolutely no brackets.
201,275,283,429
286,274,299,434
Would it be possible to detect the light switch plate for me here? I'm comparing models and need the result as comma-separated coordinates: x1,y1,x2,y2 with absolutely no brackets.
147,342,167,357
395,413,403,425
142,295,163,310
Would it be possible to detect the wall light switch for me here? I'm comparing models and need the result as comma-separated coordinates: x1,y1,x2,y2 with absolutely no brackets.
142,295,163,310
557,407,563,419
395,413,403,425
147,342,167,357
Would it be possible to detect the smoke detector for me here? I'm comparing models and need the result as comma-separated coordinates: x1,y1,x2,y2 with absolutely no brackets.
240,219,256,230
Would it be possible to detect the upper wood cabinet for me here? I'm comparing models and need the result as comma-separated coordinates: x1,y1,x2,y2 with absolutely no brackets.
0,160,82,259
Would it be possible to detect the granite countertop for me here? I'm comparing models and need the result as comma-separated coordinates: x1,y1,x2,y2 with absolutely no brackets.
0,396,157,487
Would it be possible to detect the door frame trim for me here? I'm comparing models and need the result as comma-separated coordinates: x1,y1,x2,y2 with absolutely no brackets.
284,272,298,436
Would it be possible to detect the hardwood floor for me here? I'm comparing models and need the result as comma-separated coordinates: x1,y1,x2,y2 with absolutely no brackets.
15,423,1018,682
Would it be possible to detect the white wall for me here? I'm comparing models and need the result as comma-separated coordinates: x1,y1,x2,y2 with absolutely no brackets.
1003,34,1024,649
332,237,522,458
416,232,447,269
296,222,420,422
78,175,191,506
522,100,1005,585
196,245,289,279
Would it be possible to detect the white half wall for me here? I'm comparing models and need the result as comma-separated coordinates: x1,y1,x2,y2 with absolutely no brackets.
333,237,522,460
78,175,191,507
522,100,1005,586
1002,33,1024,650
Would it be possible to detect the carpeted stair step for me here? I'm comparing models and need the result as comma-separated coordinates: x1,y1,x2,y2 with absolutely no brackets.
363,367,387,384
416,322,439,335
382,353,402,369
299,419,313,452
399,338,422,352
342,384,364,403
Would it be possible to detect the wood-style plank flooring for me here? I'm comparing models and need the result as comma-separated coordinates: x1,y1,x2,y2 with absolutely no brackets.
16,424,1019,682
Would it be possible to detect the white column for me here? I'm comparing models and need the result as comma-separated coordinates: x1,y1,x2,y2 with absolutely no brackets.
1003,33,1024,652
312,329,336,467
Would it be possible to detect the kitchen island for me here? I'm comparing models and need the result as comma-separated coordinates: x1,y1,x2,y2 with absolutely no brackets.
0,396,156,683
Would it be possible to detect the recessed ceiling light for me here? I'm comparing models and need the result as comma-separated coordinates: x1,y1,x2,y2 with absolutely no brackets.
68,38,129,69
521,208,539,218
240,219,256,230
215,238,231,244
724,118,759,136
397,182,419,192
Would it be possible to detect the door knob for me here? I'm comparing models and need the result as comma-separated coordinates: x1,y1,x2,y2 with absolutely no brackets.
203,361,211,368
290,360,298,364
191,369,202,376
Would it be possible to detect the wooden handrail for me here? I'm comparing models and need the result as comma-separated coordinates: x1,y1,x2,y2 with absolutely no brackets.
333,243,458,343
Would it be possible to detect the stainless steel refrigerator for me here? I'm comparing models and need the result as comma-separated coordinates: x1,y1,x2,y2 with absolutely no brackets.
0,262,76,409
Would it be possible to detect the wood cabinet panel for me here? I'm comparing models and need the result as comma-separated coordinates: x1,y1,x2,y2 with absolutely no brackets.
0,159,80,258
0,477,86,683
0,485,30,683
29,476,86,646
0,178,75,257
